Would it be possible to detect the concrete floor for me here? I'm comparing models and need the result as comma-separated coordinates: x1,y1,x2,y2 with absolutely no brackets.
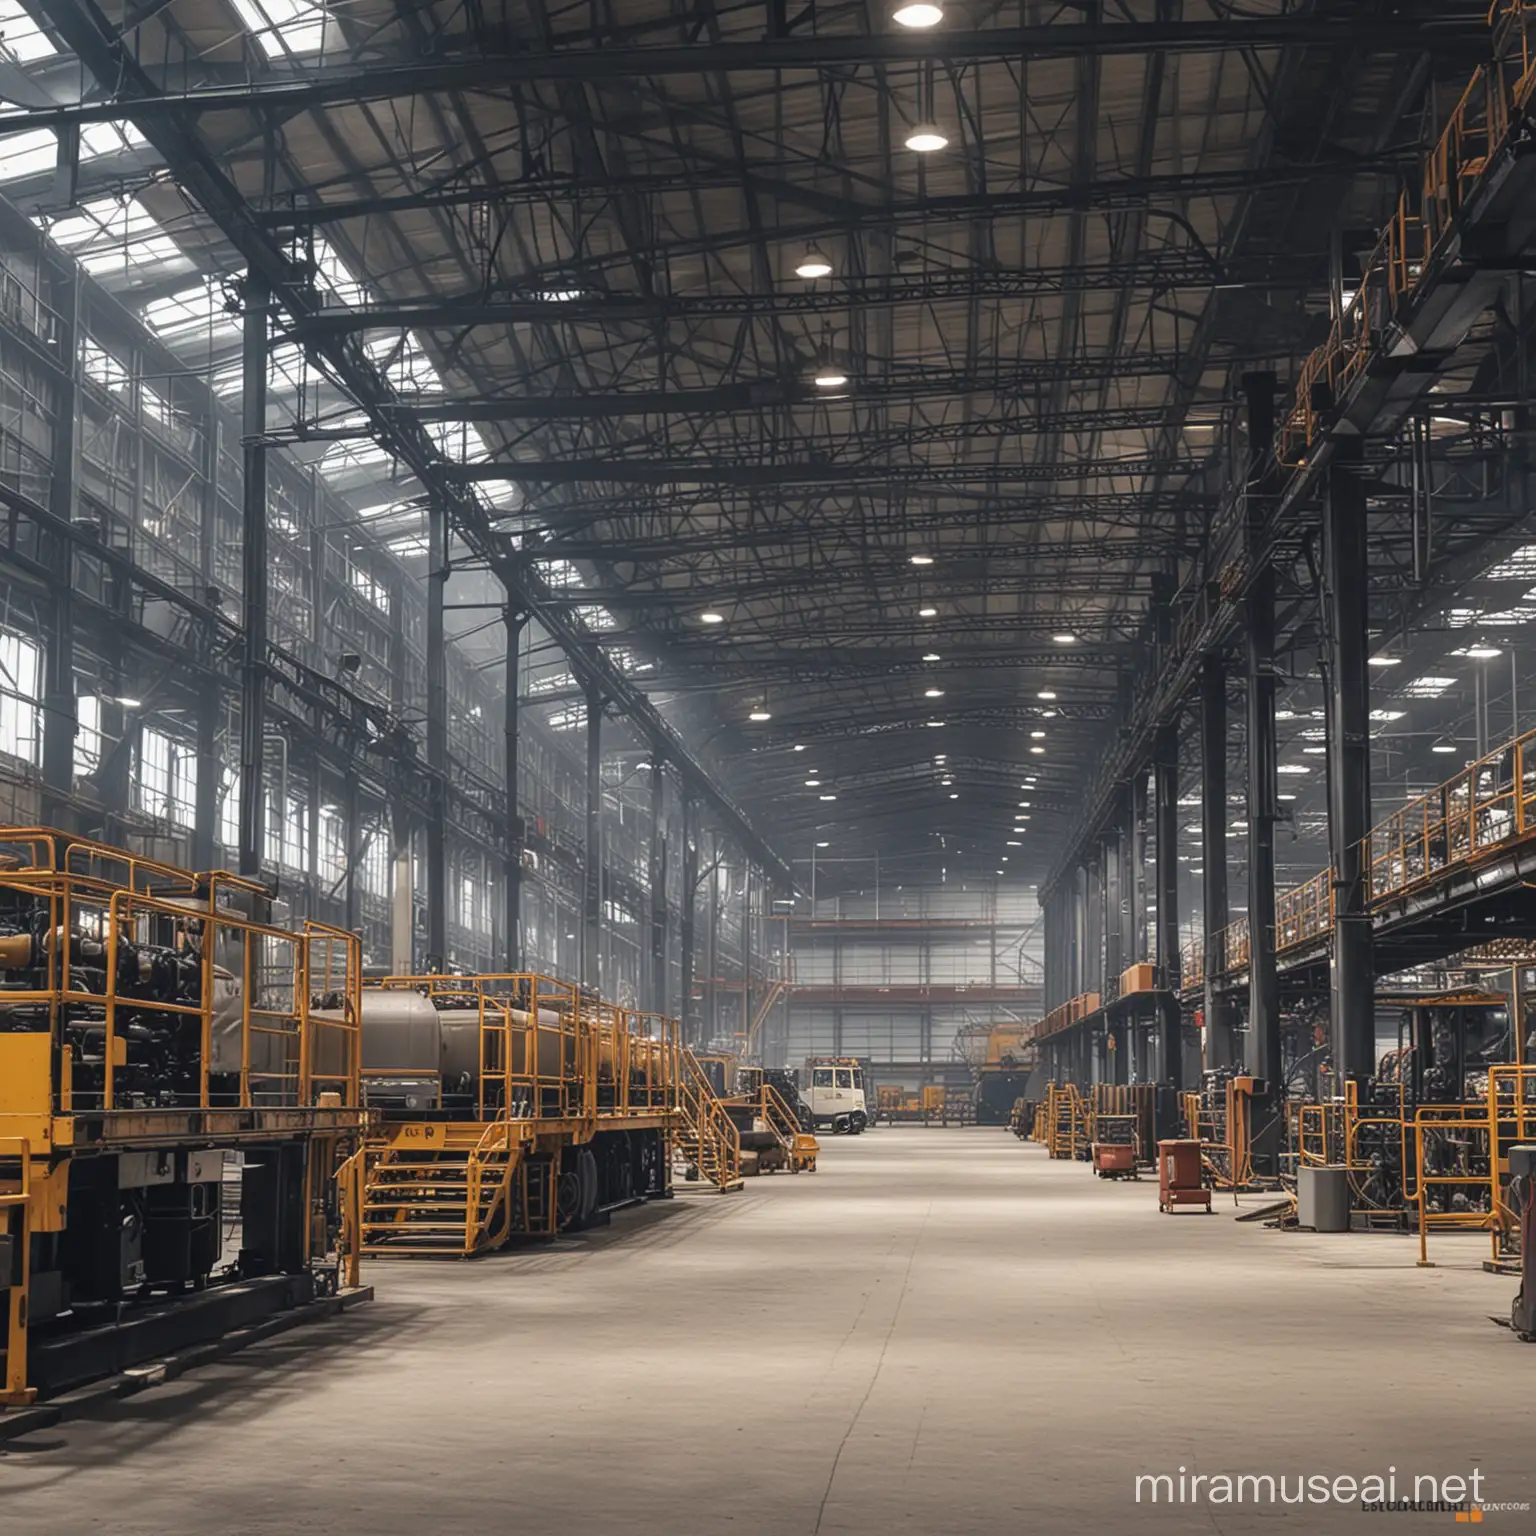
3,1129,1532,1533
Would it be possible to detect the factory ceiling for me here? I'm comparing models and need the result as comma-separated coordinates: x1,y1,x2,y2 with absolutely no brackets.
1,0,1522,893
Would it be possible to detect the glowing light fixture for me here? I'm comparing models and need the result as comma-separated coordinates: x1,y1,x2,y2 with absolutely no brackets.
904,123,948,153
1052,632,1077,645
923,652,941,662
1037,690,1057,700
1432,738,1457,753
794,245,833,279
909,553,934,566
919,606,938,618
893,2,944,27
699,610,725,625
1030,745,1045,755
749,707,772,722
924,687,944,698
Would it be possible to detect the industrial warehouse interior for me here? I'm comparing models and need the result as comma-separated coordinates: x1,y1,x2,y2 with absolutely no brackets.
4,0,1536,1531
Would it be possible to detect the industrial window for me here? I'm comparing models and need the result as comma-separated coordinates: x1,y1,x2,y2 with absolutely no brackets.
348,563,391,613
80,337,130,394
0,2,55,62
0,629,41,764
230,0,330,58
73,693,103,777
1402,675,1454,699
370,332,443,395
218,767,239,849
266,792,308,871
546,702,585,732
135,725,196,829
458,872,485,935
316,804,346,886
358,820,390,899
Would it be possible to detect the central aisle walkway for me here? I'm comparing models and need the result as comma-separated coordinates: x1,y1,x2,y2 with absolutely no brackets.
2,1129,1530,1533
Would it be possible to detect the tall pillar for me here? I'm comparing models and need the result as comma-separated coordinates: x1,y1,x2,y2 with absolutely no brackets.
237,273,269,878
1103,832,1122,988
1154,721,1182,1087
424,499,448,966
1326,438,1376,1082
1131,774,1149,961
679,796,698,1041
1246,569,1281,1094
1241,371,1282,1123
41,267,79,829
1084,855,1103,998
503,603,526,970
390,809,413,972
648,760,668,1013
1200,654,1235,1068
582,684,604,991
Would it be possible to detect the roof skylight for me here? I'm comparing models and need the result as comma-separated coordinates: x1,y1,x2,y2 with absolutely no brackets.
40,195,192,284
0,2,56,63
141,277,241,348
231,0,330,59
1402,675,1454,698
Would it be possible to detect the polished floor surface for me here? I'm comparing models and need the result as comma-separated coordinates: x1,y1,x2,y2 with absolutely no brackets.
3,1128,1531,1533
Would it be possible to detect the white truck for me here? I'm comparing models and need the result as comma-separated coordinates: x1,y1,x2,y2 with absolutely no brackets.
803,1057,869,1134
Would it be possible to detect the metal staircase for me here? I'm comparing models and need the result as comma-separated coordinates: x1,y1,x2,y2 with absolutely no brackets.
676,1049,744,1191
759,1082,818,1172
359,1120,530,1257
742,977,789,1059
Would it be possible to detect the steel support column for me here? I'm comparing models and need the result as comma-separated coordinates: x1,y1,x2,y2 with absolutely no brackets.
424,498,448,967
1103,830,1123,988
1132,772,1150,961
648,761,667,1013
680,796,698,1044
237,274,269,879
1200,654,1235,1068
1154,722,1182,1087
503,604,527,971
1325,438,1375,1082
1084,855,1103,999
40,267,79,830
1246,570,1282,1093
582,686,604,992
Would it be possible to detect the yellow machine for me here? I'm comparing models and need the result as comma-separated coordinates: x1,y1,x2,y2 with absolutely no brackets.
350,975,743,1255
0,829,365,1408
971,1023,1038,1125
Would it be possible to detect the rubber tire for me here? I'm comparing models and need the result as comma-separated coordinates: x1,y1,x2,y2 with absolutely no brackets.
850,1112,867,1135
576,1146,599,1226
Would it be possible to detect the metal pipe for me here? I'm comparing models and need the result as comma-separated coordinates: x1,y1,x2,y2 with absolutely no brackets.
582,684,603,991
504,603,526,971
1154,721,1182,1088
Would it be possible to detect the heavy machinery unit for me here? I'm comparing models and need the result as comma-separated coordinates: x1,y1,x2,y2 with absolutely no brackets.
0,830,366,1407
351,975,743,1255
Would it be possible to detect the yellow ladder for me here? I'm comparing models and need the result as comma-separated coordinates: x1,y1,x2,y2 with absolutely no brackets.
360,1121,528,1257
676,1050,744,1191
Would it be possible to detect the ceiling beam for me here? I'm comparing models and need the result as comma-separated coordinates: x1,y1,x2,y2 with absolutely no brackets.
0,20,1480,129
450,456,1204,487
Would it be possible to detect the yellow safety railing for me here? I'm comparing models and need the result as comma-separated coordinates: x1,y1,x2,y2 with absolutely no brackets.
1206,723,1536,982
0,1137,33,1406
677,1047,743,1190
0,859,362,1115
1277,1,1536,464
1488,1064,1536,1265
